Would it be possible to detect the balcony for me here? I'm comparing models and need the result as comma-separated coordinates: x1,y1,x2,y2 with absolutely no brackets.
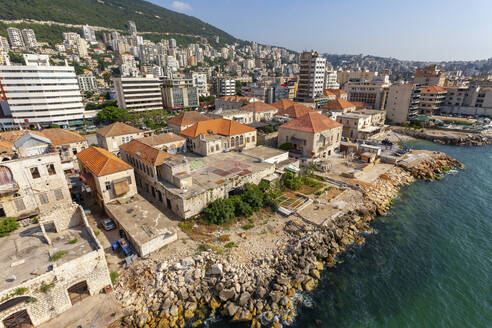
0,181,19,195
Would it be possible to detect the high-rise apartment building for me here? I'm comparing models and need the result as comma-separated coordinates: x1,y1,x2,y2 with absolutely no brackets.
0,54,85,128
7,28,24,48
127,21,138,36
0,36,10,52
419,86,447,114
161,79,199,109
385,84,420,123
21,29,38,48
414,65,445,86
113,77,164,112
77,72,98,91
169,39,177,49
324,70,339,89
82,25,97,45
214,77,236,97
296,51,326,102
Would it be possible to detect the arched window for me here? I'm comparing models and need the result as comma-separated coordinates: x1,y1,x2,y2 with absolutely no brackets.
231,137,235,147
240,135,244,144
235,136,239,146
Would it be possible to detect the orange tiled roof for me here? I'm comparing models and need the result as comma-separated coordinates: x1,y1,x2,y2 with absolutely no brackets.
138,133,185,147
271,99,296,110
276,103,315,119
279,112,342,133
420,86,447,93
96,122,143,137
325,89,346,96
321,98,356,111
323,90,336,96
41,128,87,145
167,111,210,126
240,102,278,113
120,139,173,166
76,146,132,177
180,119,255,138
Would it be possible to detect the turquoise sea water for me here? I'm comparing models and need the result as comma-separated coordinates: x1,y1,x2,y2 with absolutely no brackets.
215,142,492,328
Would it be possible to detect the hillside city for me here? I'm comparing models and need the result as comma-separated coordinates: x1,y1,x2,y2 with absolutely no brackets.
0,19,490,328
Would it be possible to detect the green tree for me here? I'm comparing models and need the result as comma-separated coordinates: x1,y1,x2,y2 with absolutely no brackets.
229,195,253,218
279,143,293,151
281,172,303,191
241,183,264,211
202,198,235,225
0,217,20,237
8,51,23,64
95,106,129,123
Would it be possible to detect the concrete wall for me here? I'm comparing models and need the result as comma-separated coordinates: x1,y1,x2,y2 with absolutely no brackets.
440,105,492,116
58,140,89,170
187,131,257,156
278,126,342,159
93,169,137,204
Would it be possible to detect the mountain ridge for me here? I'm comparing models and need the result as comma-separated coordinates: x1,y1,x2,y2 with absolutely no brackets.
0,0,238,45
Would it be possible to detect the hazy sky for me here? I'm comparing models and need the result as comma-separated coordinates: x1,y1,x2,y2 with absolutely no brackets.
150,0,492,62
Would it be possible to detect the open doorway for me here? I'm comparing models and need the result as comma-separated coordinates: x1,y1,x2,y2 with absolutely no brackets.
3,310,33,328
67,281,89,305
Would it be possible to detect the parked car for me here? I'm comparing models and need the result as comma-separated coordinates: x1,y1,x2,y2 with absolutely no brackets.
102,219,116,231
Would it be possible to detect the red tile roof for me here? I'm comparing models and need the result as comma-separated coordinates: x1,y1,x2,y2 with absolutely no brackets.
271,99,297,110
276,103,315,119
0,130,47,143
321,99,356,111
325,89,346,96
167,111,210,126
180,119,256,138
218,96,252,102
120,139,173,166
240,102,278,113
77,146,133,177
96,122,143,137
41,128,87,145
280,112,342,133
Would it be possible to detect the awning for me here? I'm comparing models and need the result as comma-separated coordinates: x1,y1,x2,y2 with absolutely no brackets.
68,120,84,126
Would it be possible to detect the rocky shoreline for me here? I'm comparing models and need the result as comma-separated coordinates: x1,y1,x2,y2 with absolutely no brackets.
393,127,492,146
111,152,463,328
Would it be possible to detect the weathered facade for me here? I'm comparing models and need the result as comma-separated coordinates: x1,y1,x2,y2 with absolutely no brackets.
0,204,111,328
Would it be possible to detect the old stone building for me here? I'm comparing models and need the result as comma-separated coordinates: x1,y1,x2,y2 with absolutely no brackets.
0,133,72,219
41,128,88,171
208,108,255,125
96,122,146,155
278,112,343,162
180,118,257,156
119,139,277,219
0,204,111,328
137,132,186,154
76,146,137,205
239,102,278,122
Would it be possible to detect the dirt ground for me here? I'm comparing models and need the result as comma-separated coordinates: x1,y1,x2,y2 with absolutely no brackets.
38,294,124,328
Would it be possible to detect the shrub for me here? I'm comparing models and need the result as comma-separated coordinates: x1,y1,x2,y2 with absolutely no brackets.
224,242,236,248
178,219,195,232
281,172,303,191
242,223,255,230
302,177,324,188
40,283,54,293
279,142,293,151
69,238,78,244
219,234,230,242
14,287,27,295
50,251,67,262
229,195,253,218
0,217,20,237
202,198,235,225
110,272,119,285
94,230,100,236
241,183,264,211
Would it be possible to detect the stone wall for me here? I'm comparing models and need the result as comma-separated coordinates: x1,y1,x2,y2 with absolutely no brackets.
0,205,111,328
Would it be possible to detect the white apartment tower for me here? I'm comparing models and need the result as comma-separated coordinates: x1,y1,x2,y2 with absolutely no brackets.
113,77,164,112
7,28,24,48
324,70,339,89
214,77,235,97
21,29,38,48
127,21,138,36
296,51,326,102
0,36,10,52
0,54,85,128
82,25,97,45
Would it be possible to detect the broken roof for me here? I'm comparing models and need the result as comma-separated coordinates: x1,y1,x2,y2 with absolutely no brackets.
41,128,87,145
120,139,173,166
271,99,297,110
167,111,210,126
138,133,185,147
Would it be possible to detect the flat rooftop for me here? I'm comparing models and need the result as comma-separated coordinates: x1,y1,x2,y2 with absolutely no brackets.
162,151,274,198
105,194,177,246
242,146,288,160
0,225,97,293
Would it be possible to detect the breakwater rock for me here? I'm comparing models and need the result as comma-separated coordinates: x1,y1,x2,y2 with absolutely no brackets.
111,152,463,328
393,127,491,146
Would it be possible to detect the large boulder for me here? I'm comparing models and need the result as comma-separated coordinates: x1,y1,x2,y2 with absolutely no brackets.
219,288,236,302
206,263,223,276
